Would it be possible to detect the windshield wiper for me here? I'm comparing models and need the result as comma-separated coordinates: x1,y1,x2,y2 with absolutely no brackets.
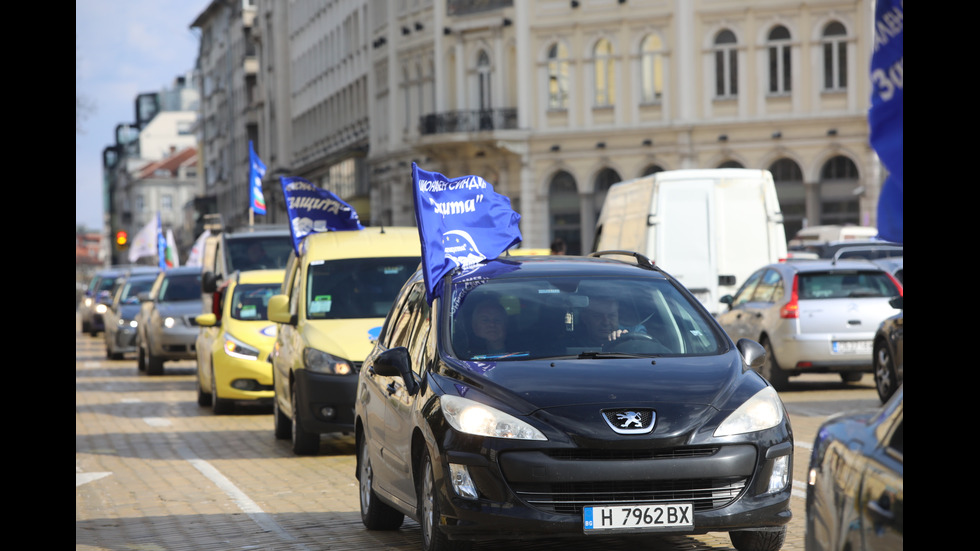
576,351,657,359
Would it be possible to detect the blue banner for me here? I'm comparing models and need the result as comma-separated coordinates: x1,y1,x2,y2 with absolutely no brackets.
280,176,364,253
869,0,903,244
249,141,267,216
412,163,522,304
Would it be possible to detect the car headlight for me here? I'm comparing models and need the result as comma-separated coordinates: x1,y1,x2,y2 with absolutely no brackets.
302,348,353,375
96,304,108,314
223,333,260,360
163,316,187,328
714,386,785,437
441,395,548,441
84,297,93,307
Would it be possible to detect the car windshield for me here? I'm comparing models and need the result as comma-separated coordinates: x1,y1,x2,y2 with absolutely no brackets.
227,236,293,272
797,270,900,299
119,278,156,305
449,275,725,361
306,258,419,320
231,283,280,321
97,276,119,292
158,273,203,302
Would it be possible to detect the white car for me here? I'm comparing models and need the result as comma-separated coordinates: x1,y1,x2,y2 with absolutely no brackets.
718,259,903,389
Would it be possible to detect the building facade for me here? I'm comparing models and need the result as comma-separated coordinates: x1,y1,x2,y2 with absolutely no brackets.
187,0,883,257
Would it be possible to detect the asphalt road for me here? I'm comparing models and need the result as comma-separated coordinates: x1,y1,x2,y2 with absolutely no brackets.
76,314,882,551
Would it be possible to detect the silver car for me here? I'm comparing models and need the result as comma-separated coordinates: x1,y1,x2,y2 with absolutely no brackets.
103,270,160,359
717,259,903,389
136,266,203,375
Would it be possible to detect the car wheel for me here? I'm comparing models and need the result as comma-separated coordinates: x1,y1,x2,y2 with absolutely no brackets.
420,449,471,551
873,340,897,403
146,348,164,376
106,341,123,361
137,344,147,372
196,363,212,407
760,338,789,390
358,434,404,530
211,365,234,414
82,320,91,334
729,527,786,551
290,387,319,455
839,372,863,383
273,386,291,440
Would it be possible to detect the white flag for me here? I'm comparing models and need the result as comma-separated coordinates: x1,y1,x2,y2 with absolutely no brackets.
185,229,211,267
165,229,181,268
128,213,161,263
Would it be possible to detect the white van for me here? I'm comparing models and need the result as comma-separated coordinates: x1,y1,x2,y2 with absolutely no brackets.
593,168,787,315
787,224,879,249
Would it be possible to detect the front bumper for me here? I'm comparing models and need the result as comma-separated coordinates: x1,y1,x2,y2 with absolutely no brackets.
213,352,274,402
293,369,358,434
150,326,198,360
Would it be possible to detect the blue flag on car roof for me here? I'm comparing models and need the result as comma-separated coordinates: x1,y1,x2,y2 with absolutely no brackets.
868,0,903,244
249,141,267,216
280,176,364,254
412,163,523,304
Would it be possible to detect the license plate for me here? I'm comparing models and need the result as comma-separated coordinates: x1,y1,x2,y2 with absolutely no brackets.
583,503,693,532
832,340,872,354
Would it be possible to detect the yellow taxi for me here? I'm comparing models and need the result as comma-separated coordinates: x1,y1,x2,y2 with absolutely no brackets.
195,269,285,414
268,227,421,454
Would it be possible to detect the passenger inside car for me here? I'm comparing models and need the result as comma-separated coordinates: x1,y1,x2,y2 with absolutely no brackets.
464,297,511,358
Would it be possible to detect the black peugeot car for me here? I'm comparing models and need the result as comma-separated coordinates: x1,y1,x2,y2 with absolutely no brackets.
354,253,793,551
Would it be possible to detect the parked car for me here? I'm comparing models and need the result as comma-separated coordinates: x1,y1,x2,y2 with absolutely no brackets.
268,226,422,455
103,269,160,359
136,266,203,375
355,253,793,551
80,267,142,336
805,385,903,551
872,296,903,403
717,259,903,389
871,256,903,285
195,269,285,414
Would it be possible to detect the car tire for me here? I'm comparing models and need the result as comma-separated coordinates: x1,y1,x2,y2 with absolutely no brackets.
196,365,212,407
211,365,234,414
273,387,291,440
290,387,319,455
106,342,123,361
420,449,471,551
137,344,147,372
82,320,91,334
729,527,786,551
358,434,404,530
839,372,863,383
873,340,898,403
146,347,164,376
760,337,789,391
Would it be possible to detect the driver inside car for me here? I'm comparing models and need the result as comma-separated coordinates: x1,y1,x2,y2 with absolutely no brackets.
579,295,647,347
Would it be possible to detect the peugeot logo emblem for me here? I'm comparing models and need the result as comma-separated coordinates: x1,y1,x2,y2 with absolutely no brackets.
601,408,656,434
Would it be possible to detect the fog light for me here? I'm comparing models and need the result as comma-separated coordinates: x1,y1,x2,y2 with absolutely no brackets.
767,455,790,494
319,406,336,419
232,379,257,391
449,463,478,499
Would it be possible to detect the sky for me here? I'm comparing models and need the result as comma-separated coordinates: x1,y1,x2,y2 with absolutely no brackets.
76,0,207,231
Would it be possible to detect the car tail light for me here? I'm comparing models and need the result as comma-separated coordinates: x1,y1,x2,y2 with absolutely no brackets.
780,274,799,319
886,273,903,297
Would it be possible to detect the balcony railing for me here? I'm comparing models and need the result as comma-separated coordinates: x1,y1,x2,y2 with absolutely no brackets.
420,109,518,135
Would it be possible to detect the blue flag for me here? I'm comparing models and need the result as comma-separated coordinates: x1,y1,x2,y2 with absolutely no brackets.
249,141,267,216
280,176,364,253
412,163,522,304
868,0,903,244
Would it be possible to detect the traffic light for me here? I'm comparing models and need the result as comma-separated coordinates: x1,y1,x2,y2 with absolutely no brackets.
115,230,129,250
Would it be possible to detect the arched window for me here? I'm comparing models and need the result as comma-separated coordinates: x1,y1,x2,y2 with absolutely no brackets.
593,38,615,106
548,171,580,255
718,160,744,168
593,168,621,219
640,34,664,103
822,21,848,91
767,25,792,94
769,158,805,240
547,42,570,110
713,29,738,98
818,155,860,225
642,164,664,176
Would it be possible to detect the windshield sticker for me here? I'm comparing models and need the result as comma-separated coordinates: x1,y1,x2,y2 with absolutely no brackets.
309,295,333,313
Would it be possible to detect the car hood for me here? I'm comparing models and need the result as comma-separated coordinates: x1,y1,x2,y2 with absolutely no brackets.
119,304,142,319
301,318,386,363
225,319,278,351
155,300,204,317
438,352,754,445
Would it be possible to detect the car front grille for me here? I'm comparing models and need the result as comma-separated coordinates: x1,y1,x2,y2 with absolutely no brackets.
502,446,749,515
512,477,747,515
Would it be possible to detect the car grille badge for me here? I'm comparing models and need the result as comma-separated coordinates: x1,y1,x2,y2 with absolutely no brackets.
601,408,656,434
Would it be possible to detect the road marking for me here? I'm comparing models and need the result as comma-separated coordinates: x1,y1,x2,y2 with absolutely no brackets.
143,417,171,427
184,455,310,550
76,472,112,487
792,480,807,500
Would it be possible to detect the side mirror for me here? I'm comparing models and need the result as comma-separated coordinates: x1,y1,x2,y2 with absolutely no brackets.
267,294,293,324
888,296,903,310
202,271,218,293
720,295,734,305
372,347,419,395
736,338,766,370
195,313,218,327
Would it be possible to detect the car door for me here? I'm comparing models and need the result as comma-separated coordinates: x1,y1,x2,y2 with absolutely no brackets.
739,268,784,342
273,263,304,417
859,409,903,550
717,268,764,341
